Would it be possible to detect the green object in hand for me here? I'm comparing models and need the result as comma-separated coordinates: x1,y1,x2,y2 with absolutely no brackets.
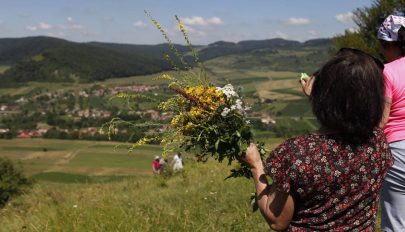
300,72,310,81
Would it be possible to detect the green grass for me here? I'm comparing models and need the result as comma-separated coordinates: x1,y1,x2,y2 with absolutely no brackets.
0,161,271,231
272,87,306,97
0,139,162,176
32,172,134,183
0,65,10,74
279,99,312,116
0,158,384,231
69,152,151,169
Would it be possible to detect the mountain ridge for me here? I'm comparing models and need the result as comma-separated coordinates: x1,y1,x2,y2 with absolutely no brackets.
0,36,332,86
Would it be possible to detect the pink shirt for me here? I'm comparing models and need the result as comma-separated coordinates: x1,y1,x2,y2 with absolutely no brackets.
383,56,405,143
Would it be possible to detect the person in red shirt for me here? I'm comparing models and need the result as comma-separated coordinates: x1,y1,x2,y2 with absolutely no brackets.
244,48,393,231
152,156,160,174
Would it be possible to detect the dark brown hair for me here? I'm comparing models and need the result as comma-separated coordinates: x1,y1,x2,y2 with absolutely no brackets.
310,48,385,142
399,26,405,55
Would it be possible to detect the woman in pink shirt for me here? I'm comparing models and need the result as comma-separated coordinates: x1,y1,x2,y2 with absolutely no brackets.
378,15,405,232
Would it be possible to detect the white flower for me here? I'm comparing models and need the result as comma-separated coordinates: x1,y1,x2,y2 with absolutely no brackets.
235,99,243,110
218,84,238,98
230,105,236,110
245,120,250,124
244,106,251,111
221,107,230,117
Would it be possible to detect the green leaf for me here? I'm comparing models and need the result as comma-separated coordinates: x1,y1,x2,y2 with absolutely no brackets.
235,131,241,137
215,139,220,151
250,193,259,212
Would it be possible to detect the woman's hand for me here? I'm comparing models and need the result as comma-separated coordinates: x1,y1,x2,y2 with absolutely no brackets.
300,76,315,96
244,143,263,170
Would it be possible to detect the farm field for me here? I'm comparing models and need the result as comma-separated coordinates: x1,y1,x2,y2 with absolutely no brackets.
0,139,161,181
0,138,284,181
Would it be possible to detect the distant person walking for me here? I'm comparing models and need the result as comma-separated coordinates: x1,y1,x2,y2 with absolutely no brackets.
152,156,160,174
377,15,405,232
159,157,168,174
172,152,183,172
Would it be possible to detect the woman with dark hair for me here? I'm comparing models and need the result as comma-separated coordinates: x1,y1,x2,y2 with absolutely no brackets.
377,15,405,232
243,49,393,231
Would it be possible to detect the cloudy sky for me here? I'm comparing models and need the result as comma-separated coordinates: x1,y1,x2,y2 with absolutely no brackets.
0,0,374,45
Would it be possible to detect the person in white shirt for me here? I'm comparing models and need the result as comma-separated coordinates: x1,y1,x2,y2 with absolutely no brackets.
172,153,183,171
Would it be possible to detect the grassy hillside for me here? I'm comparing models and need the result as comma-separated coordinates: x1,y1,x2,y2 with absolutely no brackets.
0,138,287,231
88,42,193,60
204,41,330,75
0,161,271,232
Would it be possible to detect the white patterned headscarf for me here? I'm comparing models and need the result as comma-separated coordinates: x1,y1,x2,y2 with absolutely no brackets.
378,15,405,41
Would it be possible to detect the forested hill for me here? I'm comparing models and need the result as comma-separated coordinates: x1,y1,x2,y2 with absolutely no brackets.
0,36,331,86
0,36,176,85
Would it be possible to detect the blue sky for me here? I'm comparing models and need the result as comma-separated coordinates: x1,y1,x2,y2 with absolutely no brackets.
0,0,374,45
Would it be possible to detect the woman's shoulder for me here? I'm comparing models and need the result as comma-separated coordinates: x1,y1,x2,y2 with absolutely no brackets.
272,133,324,156
385,56,405,67
384,57,405,76
282,133,324,147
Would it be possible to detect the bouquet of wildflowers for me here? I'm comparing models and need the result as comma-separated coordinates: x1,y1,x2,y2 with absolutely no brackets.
101,11,267,179
163,82,267,178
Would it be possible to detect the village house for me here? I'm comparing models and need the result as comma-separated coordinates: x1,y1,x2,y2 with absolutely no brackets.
103,111,111,118
17,130,31,138
260,113,276,125
0,105,8,111
0,128,10,134
161,112,173,121
92,89,105,97
146,109,160,120
114,85,159,92
16,130,45,138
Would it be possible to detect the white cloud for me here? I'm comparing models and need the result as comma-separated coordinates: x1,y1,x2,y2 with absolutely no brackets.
336,12,354,23
275,31,288,39
173,23,206,37
133,20,148,28
181,16,223,26
347,27,358,33
59,17,83,30
285,17,311,26
307,30,318,39
169,16,222,41
70,24,83,30
206,17,223,25
39,22,52,30
26,25,37,31
47,32,65,37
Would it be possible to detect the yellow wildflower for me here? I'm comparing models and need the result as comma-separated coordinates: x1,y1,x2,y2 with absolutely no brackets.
185,122,194,130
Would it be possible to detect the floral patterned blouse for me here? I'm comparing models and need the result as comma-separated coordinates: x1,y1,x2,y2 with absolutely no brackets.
264,129,393,231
